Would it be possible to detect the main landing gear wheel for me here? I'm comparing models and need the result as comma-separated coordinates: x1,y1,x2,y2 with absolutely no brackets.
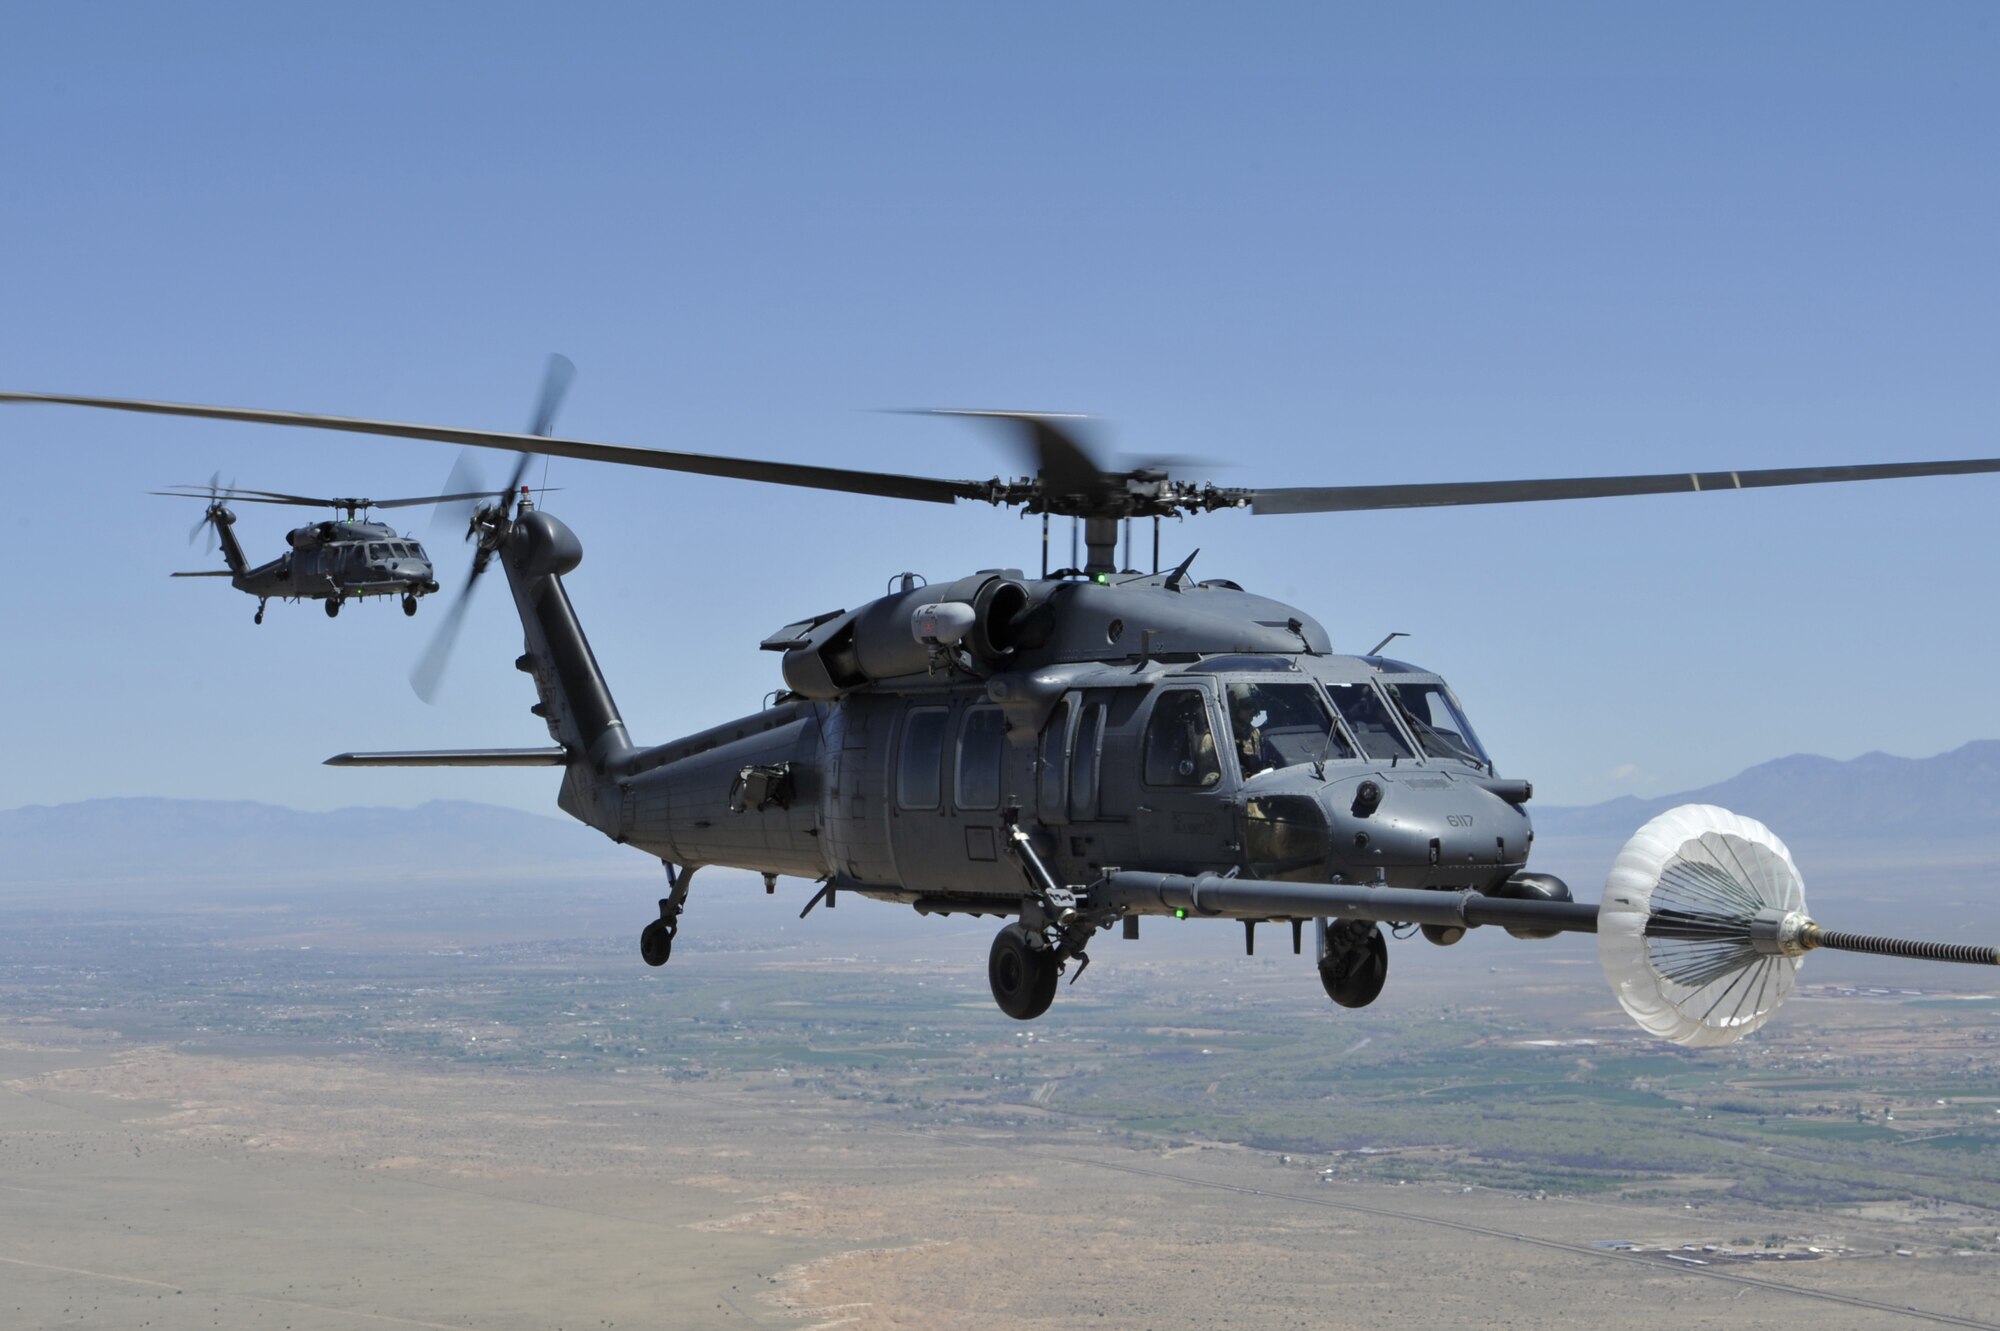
1319,922,1389,1009
988,923,1059,1021
325,597,342,618
402,593,418,616
640,917,674,967
253,601,266,625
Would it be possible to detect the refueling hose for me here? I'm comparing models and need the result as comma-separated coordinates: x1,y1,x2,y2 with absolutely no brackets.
1804,926,2000,967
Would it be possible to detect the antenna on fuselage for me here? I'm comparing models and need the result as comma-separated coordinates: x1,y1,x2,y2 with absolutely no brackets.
1366,631,1409,657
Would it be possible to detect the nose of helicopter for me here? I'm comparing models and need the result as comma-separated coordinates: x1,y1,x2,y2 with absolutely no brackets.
1318,769,1532,890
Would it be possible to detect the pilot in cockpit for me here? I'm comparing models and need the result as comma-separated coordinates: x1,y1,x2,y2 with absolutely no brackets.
1230,687,1275,778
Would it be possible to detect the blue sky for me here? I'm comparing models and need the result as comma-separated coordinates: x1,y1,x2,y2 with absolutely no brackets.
2,3,1996,815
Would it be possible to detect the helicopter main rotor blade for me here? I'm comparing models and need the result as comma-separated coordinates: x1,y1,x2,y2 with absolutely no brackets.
154,484,331,506
1249,457,2000,515
156,488,322,508
5,390,987,505
152,486,532,510
917,409,1102,494
371,490,520,510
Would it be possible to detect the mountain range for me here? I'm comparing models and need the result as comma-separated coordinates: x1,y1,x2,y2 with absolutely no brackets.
1528,739,2000,843
0,796,630,889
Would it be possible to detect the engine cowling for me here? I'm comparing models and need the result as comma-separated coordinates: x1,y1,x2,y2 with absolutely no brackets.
780,573,1043,698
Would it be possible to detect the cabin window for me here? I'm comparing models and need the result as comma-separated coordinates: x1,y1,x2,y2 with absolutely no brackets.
1143,689,1221,787
956,706,1007,810
1069,701,1106,819
1037,700,1070,818
1381,681,1489,766
368,544,387,560
1224,682,1353,777
896,707,950,809
1323,683,1414,761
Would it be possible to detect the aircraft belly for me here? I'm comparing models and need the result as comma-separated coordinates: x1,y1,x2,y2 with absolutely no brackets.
625,717,830,879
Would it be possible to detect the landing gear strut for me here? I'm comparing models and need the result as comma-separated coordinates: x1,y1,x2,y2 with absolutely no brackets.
986,811,1107,1020
402,593,418,616
640,862,695,967
254,598,267,625
1318,918,1388,1009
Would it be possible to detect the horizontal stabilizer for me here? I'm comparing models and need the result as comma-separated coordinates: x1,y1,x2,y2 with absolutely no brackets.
324,747,569,767
170,570,235,577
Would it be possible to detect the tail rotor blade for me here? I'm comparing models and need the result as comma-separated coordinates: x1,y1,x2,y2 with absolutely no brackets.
527,353,575,440
410,554,486,704
413,355,572,701
190,469,222,548
507,352,575,504
431,449,491,533
429,355,574,531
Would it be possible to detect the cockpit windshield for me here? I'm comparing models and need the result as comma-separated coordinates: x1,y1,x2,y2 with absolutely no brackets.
1224,682,1354,777
1322,682,1414,761
1381,681,1490,766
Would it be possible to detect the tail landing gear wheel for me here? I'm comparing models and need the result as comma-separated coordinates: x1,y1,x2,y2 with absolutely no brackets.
1319,923,1389,1009
988,923,1059,1020
325,598,342,618
640,918,674,967
402,594,418,616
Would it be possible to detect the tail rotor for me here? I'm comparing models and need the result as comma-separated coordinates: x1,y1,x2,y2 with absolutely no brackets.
183,471,235,553
412,354,575,702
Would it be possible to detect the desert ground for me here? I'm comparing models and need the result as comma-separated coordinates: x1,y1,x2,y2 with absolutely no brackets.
3,869,1996,1330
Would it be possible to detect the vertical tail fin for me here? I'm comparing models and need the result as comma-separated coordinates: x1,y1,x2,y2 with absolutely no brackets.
213,507,250,577
496,504,635,832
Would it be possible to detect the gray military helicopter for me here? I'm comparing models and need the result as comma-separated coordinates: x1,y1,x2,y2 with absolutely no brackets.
158,477,493,623
9,379,2000,1045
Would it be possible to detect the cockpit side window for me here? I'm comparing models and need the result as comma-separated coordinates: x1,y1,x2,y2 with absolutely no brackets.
1143,689,1221,788
368,544,386,561
1323,683,1414,761
1381,681,1490,766
1225,682,1353,777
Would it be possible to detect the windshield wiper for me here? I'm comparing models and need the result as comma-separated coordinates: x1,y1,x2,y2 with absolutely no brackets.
1385,691,1479,764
